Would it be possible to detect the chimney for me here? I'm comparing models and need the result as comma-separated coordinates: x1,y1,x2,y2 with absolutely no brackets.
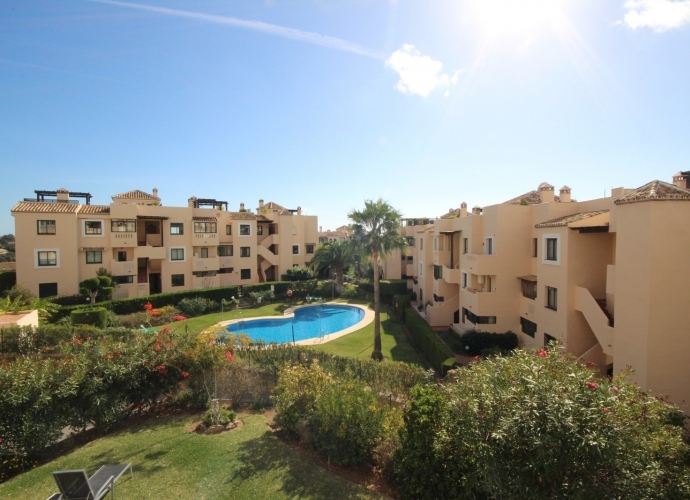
297,206,302,215
153,188,159,199
56,188,69,203
460,202,468,217
538,182,555,203
472,206,482,215
319,226,323,232
559,186,571,203
188,196,197,208
672,171,690,190
240,202,245,211
259,199,264,208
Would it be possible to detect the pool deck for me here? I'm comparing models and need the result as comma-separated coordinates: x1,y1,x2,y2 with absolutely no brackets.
215,302,375,345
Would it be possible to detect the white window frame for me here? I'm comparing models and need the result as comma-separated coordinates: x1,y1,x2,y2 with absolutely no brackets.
292,244,300,255
542,234,561,265
485,237,494,255
85,250,103,264
82,219,104,237
461,270,468,289
239,224,252,236
35,248,60,269
169,247,186,262
419,261,423,276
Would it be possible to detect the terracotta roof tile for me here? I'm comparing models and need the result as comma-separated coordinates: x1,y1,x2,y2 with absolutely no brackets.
112,189,158,200
535,210,609,228
11,202,81,213
192,216,217,222
503,190,561,205
614,180,690,205
263,201,292,215
78,205,110,214
227,212,271,221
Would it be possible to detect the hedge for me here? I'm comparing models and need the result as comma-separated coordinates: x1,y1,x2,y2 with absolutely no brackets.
403,307,456,376
359,280,408,301
0,325,140,355
0,271,16,295
70,308,108,329
460,329,518,355
393,294,411,319
51,285,240,321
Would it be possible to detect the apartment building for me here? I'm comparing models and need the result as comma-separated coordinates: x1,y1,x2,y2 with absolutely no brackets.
398,174,690,414
11,189,318,299
317,225,350,244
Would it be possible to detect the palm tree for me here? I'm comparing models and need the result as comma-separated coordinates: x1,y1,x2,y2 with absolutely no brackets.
309,240,354,294
349,199,407,361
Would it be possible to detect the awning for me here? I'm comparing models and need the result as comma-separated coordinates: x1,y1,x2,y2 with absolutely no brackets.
193,216,217,221
517,275,537,282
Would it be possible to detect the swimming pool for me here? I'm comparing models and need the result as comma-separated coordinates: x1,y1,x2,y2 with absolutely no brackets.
225,304,366,344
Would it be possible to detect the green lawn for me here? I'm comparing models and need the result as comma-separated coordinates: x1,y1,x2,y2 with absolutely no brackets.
0,413,385,500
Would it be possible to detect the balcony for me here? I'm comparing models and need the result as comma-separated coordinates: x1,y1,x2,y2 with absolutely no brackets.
193,233,218,246
110,232,137,248
406,264,415,277
193,275,220,289
193,256,220,272
435,218,460,233
219,256,234,268
442,266,461,284
464,253,498,276
111,261,136,276
462,288,501,316
134,245,166,260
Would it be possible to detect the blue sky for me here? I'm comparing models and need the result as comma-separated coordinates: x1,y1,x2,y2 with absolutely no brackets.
1,0,689,235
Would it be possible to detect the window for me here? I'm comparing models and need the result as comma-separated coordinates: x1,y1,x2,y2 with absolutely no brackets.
544,333,557,347
170,223,183,235
38,283,58,298
194,222,217,233
226,224,232,235
240,247,250,257
485,237,494,255
542,234,560,264
546,286,558,310
463,238,468,254
269,225,276,235
520,317,537,338
407,237,415,247
546,238,558,261
306,244,315,254
113,275,134,284
520,279,537,300
433,293,444,303
461,271,468,289
257,225,263,235
532,238,538,258
462,308,496,325
170,248,185,261
292,244,299,255
420,239,423,250
84,220,103,235
37,220,56,235
239,224,251,236
218,245,233,257
37,251,57,267
111,220,136,232
200,247,209,258
419,262,424,276
171,274,185,287
86,251,102,264
240,269,251,279
145,222,159,234
117,251,127,262
433,265,442,280
433,237,438,251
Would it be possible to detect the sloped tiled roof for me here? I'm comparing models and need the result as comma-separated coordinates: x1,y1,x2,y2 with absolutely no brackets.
535,210,609,228
440,208,462,219
228,212,271,221
112,189,158,200
503,190,561,205
263,201,292,215
11,202,81,213
614,180,690,205
79,205,110,214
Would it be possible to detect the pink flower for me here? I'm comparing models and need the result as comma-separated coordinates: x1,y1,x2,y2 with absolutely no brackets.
473,355,481,361
181,371,189,378
586,381,598,390
225,351,235,363
603,407,610,413
612,386,619,392
539,349,547,357
586,361,596,368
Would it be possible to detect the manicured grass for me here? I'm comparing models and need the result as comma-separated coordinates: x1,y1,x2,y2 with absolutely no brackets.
0,413,384,500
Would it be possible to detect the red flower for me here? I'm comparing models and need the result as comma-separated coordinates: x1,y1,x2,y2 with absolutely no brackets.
144,302,153,311
586,361,596,368
149,309,161,317
612,386,619,392
586,381,598,389
539,349,547,357
155,364,168,375
181,371,189,378
473,355,481,361
603,407,610,413
173,315,186,321
225,351,235,362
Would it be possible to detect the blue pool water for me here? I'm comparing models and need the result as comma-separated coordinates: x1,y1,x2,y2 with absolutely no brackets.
226,304,365,344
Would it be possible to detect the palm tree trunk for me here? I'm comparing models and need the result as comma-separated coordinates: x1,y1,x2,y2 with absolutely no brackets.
372,249,383,361
335,267,344,294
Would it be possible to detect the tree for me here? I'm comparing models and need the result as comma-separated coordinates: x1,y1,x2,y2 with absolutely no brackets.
79,276,114,304
349,199,407,360
309,241,354,294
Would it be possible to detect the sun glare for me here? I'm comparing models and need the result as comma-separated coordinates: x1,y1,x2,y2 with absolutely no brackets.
469,0,567,39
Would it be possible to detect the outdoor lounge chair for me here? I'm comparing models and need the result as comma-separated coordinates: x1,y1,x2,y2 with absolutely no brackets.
50,463,133,500
140,324,156,333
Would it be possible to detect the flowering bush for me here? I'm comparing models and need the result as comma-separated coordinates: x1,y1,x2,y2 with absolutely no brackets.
394,346,690,499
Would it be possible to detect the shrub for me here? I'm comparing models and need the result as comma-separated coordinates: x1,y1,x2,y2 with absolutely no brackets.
359,280,408,302
178,297,217,317
404,307,456,376
70,308,108,329
460,329,518,355
282,266,314,281
393,346,690,499
340,283,358,298
249,289,274,304
311,381,394,466
202,407,236,427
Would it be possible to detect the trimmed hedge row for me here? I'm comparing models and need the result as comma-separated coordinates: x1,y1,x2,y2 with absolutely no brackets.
403,307,456,376
461,329,518,355
0,325,138,355
359,280,408,301
51,285,240,321
0,271,16,295
70,308,108,329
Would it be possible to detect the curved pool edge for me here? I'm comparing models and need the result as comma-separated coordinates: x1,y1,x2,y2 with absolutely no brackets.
214,302,374,345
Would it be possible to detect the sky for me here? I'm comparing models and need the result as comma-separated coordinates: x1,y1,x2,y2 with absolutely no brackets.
1,0,689,235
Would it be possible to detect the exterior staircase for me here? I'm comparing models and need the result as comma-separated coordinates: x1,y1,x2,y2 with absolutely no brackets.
238,298,252,309
595,299,614,327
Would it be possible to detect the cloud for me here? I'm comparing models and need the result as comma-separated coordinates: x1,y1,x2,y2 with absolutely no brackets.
622,0,690,31
385,45,459,97
89,0,382,59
